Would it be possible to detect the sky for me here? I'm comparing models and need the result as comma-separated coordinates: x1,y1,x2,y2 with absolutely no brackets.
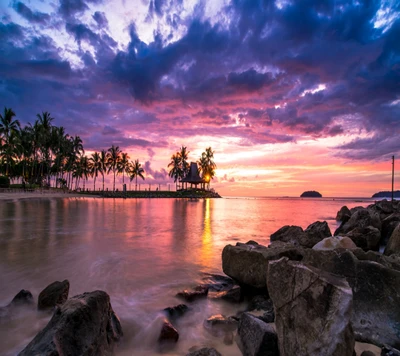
1,0,400,197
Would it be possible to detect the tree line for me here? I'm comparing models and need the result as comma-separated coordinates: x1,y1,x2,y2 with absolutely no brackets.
168,146,216,190
0,107,145,191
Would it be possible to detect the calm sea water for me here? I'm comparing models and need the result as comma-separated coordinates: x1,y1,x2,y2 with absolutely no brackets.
0,196,374,355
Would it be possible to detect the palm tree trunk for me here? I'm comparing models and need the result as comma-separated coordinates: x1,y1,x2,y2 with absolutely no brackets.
136,175,138,191
102,174,105,191
113,170,116,192
94,176,96,191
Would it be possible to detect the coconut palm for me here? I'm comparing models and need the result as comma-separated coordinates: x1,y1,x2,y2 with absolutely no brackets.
179,146,190,177
89,151,101,191
99,149,108,191
129,159,145,191
118,152,130,185
0,107,20,176
107,145,122,192
198,147,216,189
168,153,182,190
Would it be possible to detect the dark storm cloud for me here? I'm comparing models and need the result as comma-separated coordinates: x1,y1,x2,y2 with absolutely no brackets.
13,2,50,24
59,0,103,19
227,69,274,91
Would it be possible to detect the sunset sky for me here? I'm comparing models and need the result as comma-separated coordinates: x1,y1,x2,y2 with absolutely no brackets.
1,0,399,197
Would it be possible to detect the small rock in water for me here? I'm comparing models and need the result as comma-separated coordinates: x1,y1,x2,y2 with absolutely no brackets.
38,280,69,310
163,304,189,319
186,347,222,356
158,319,179,343
201,273,235,292
176,286,208,302
10,290,34,306
203,314,238,337
19,290,123,356
208,285,242,303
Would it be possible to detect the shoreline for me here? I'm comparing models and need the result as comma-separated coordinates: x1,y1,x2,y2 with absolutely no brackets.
0,191,100,201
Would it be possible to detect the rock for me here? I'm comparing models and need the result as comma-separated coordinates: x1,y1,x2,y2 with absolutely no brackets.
222,242,304,289
267,257,354,356
38,280,69,311
163,304,189,320
335,208,381,236
246,295,275,323
158,319,179,343
384,224,400,256
343,226,381,251
270,225,307,247
382,214,400,243
203,314,238,337
223,332,234,345
10,290,34,306
337,205,352,222
223,242,400,349
312,236,357,250
381,345,400,356
176,286,208,302
360,351,377,356
237,312,279,356
208,285,242,303
304,220,332,246
19,290,123,356
201,273,235,292
186,347,222,356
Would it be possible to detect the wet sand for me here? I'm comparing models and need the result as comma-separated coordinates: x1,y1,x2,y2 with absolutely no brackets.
0,190,99,201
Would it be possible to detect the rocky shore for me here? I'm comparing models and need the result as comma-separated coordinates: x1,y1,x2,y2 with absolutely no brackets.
2,199,399,355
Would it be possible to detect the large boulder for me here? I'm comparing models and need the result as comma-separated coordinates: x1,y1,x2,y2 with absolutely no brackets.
382,214,400,243
312,236,357,250
267,257,354,356
222,242,304,289
384,224,400,256
270,225,307,246
38,280,69,311
342,226,381,251
19,290,123,356
304,221,332,246
336,206,352,222
335,208,381,236
223,242,400,349
237,312,279,356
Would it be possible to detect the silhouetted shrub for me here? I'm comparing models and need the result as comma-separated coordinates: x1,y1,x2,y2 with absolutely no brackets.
0,176,10,188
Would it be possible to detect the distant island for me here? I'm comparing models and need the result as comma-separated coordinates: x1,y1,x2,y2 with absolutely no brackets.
300,191,322,198
372,190,400,198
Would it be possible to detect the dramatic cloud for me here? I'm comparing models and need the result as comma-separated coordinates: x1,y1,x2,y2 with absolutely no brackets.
1,0,399,195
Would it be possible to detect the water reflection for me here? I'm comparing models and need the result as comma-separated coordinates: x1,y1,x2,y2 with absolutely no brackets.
200,199,212,267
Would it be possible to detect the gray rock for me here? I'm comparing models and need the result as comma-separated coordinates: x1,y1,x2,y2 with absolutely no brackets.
384,224,400,256
337,206,352,222
237,312,279,356
201,273,235,292
360,351,377,356
203,314,238,337
267,257,354,356
304,220,332,246
208,285,242,303
312,236,357,250
343,226,381,251
223,242,400,349
270,225,307,246
186,347,222,356
246,295,275,323
176,286,208,302
381,345,400,356
19,290,123,356
382,214,400,243
38,280,69,311
335,208,381,236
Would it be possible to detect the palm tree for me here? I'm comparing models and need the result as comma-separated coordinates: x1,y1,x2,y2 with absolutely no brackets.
89,151,101,191
168,153,182,190
198,147,216,189
107,145,122,192
118,152,130,185
0,107,20,176
129,159,145,191
99,149,108,191
179,146,190,177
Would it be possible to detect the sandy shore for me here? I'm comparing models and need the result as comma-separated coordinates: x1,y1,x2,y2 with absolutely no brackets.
0,191,100,201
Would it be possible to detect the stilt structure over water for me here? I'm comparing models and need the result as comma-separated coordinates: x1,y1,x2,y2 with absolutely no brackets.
180,162,207,191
